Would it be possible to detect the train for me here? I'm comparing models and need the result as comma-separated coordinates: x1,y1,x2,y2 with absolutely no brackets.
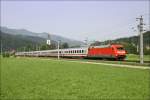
15,44,127,60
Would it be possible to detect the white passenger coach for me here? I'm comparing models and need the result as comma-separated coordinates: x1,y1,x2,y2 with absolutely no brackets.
15,47,88,58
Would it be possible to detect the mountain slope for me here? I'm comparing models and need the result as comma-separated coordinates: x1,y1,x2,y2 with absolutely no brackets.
1,27,83,47
0,32,44,51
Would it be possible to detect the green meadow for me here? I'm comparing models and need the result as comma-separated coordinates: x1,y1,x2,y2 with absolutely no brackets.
1,57,150,100
126,54,150,62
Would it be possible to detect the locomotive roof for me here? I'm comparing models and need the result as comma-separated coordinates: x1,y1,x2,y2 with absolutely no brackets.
89,44,124,48
89,44,111,48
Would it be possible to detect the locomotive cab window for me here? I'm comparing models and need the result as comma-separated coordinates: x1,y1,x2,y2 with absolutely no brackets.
117,47,124,50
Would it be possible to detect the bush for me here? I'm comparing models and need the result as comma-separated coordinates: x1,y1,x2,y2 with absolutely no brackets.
2,52,10,58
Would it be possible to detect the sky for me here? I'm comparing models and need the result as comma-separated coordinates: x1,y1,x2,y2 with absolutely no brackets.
1,0,150,42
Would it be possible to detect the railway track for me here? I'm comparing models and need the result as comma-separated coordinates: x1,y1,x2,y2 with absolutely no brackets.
34,56,150,67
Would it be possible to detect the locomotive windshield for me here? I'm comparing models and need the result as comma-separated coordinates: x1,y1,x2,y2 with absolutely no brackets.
117,47,124,50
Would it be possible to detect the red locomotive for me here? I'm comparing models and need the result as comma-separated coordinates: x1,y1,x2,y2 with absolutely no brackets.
87,44,126,60
15,44,126,60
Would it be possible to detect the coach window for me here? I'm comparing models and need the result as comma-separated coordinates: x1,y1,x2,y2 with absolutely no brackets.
75,50,76,53
82,50,84,53
83,50,85,53
78,50,80,53
76,50,78,53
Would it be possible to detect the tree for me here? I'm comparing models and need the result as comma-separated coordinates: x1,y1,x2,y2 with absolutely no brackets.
90,41,101,46
61,42,69,49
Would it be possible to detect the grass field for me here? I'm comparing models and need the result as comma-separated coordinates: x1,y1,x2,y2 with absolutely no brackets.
126,54,150,62
1,57,150,100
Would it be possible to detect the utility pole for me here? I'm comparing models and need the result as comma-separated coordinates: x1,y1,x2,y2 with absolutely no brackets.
24,47,26,57
136,16,144,64
57,40,60,60
0,32,2,57
84,37,89,47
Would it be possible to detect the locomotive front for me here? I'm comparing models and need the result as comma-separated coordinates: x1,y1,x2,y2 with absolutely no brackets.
113,45,127,60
